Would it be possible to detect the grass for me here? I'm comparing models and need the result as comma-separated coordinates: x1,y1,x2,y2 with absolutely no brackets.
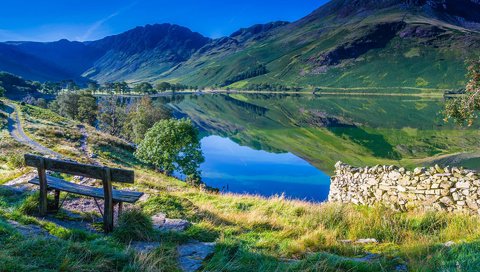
112,208,155,243
1,99,480,270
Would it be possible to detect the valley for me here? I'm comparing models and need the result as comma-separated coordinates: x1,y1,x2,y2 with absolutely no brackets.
0,0,479,90
1,0,480,271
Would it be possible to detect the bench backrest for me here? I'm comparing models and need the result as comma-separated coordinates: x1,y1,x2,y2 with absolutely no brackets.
24,154,134,184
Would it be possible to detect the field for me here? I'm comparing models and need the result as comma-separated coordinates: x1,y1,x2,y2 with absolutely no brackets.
0,101,480,271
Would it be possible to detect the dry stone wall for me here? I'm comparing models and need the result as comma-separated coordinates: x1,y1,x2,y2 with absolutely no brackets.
328,162,480,214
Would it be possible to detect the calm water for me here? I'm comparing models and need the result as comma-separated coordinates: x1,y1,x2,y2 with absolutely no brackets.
158,93,480,202
199,135,331,201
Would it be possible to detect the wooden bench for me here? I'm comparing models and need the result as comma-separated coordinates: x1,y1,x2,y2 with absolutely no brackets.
24,154,143,233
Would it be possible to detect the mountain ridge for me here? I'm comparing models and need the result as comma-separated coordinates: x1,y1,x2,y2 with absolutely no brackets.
0,0,479,90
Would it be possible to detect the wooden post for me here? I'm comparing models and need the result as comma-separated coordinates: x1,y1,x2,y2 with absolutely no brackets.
54,190,60,211
118,202,123,216
102,167,114,233
38,158,48,216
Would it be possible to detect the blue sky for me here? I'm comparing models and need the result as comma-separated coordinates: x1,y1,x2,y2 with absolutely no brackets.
0,0,327,42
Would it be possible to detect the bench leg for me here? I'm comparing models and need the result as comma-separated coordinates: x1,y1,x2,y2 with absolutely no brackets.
37,159,48,216
54,190,60,211
103,168,114,233
118,202,123,216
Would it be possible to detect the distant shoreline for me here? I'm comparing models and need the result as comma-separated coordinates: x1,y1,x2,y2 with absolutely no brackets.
92,88,448,98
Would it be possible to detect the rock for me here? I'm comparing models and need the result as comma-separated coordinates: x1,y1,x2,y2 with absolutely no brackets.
439,196,453,206
389,171,402,180
444,241,455,247
414,167,425,176
395,264,409,272
130,241,161,253
161,219,191,232
8,220,56,239
456,182,470,189
355,238,378,244
152,213,166,225
178,241,216,272
152,213,191,232
348,253,381,262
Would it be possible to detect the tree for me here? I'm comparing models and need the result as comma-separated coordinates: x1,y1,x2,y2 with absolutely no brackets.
155,82,171,92
444,59,480,126
87,81,100,92
55,91,80,119
133,82,155,94
114,82,129,94
36,98,48,109
98,95,126,136
123,96,171,144
0,86,5,97
61,80,79,91
77,91,98,125
42,81,61,94
51,91,97,125
135,118,204,180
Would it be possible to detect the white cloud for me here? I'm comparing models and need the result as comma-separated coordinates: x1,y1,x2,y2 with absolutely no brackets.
78,1,139,41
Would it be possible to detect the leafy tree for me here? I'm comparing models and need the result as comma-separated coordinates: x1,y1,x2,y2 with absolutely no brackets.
135,118,204,180
114,82,130,94
133,82,155,94
155,82,171,92
98,95,126,136
41,81,62,94
52,91,97,125
55,91,80,119
61,80,79,91
123,96,171,144
36,98,48,109
77,91,98,125
0,86,5,97
444,59,480,126
87,81,100,92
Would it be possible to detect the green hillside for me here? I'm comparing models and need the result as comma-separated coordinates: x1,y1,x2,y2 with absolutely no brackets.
2,99,480,271
165,10,479,90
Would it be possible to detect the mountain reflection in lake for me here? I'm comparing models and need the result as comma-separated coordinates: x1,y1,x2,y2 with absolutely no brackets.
155,93,480,202
200,135,330,201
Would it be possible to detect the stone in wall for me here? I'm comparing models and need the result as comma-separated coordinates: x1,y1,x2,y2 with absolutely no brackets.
328,161,480,214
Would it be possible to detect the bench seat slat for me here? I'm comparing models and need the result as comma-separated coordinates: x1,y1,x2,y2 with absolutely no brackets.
28,175,143,203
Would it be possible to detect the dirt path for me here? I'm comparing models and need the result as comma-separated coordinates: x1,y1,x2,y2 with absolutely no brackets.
5,103,62,158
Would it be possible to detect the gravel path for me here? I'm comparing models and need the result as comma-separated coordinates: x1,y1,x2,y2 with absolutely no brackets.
6,103,62,158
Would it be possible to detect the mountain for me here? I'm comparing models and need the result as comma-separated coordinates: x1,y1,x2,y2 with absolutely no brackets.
83,24,211,83
1,0,480,90
7,39,103,78
168,0,480,90
0,43,75,82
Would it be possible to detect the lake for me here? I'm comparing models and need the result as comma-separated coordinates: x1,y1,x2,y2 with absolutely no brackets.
158,93,480,202
199,135,330,201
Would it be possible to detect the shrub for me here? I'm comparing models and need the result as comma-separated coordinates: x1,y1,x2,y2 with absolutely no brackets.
17,192,40,215
6,153,25,169
112,208,154,243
